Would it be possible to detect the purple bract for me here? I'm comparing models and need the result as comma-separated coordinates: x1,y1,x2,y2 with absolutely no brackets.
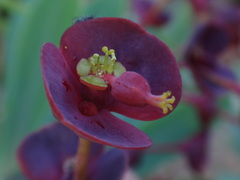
184,20,238,96
131,0,170,27
17,123,127,180
41,17,182,149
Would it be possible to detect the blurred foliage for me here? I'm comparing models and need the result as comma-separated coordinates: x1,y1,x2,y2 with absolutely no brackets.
0,0,240,180
1,0,83,178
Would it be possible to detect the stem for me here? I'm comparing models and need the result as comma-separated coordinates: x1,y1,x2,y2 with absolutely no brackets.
73,138,91,180
203,68,240,95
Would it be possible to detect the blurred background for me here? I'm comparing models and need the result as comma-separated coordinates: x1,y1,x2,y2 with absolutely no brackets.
0,0,240,179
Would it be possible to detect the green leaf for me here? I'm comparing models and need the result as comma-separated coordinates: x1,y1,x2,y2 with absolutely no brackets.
147,0,194,50
135,102,201,177
145,103,200,143
81,0,129,17
1,0,83,178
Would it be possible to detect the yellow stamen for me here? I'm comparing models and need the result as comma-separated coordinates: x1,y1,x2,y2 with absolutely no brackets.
147,91,175,114
76,46,126,90
102,46,108,53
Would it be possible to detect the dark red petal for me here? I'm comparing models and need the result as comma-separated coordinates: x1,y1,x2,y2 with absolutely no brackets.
126,149,144,167
180,132,208,172
131,0,170,27
41,42,152,149
88,149,127,180
17,123,105,180
197,22,230,55
187,21,231,57
16,123,79,180
60,17,181,120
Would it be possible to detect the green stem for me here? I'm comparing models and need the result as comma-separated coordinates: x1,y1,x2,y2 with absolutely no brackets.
73,138,91,180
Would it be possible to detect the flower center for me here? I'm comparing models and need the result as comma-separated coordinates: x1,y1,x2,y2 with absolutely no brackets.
76,46,176,114
76,46,126,90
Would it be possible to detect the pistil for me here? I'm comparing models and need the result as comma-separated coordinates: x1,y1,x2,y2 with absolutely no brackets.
104,72,176,114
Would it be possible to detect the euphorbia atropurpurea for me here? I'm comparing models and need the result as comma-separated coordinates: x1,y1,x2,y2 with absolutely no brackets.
17,122,128,180
17,17,182,180
41,17,181,148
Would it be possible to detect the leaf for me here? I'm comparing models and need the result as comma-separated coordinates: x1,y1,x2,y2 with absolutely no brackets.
81,0,129,18
135,102,201,177
148,0,194,50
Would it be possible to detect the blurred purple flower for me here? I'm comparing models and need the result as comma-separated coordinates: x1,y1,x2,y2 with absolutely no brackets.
17,123,127,180
184,19,240,96
131,0,171,27
180,131,209,172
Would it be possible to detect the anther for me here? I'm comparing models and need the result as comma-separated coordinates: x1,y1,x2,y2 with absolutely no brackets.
102,46,108,53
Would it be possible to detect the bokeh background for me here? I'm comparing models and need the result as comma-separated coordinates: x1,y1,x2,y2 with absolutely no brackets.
1,0,240,179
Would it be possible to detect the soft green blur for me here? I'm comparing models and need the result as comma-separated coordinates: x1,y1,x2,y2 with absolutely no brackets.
0,0,240,180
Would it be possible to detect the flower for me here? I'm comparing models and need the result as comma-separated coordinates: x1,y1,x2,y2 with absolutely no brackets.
131,0,170,27
17,123,128,180
41,17,182,149
184,19,239,96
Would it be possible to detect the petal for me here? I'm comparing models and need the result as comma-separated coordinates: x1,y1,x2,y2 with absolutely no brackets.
17,123,78,180
131,0,170,27
126,149,144,167
181,132,208,172
88,149,127,180
60,17,181,120
189,21,231,56
17,123,105,180
41,42,152,149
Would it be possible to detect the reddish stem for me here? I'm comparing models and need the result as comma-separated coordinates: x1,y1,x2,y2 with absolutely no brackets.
73,138,91,180
203,68,240,95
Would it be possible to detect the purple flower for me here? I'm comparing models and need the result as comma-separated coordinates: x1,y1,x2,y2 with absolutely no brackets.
184,20,239,96
41,17,182,149
131,0,170,27
17,123,127,180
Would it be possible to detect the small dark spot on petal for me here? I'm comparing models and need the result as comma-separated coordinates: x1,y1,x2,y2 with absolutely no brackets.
89,120,105,129
62,80,71,92
95,121,105,129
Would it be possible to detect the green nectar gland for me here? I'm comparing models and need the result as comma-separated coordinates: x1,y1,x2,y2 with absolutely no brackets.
76,46,126,90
